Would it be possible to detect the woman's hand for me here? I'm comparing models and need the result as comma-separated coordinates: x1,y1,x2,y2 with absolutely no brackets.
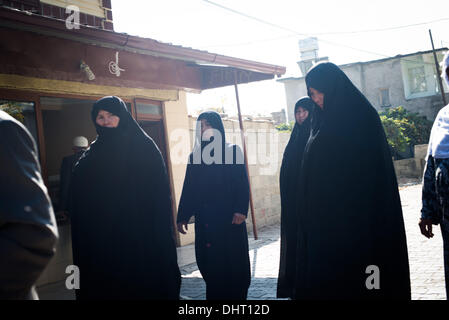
232,213,246,225
419,218,434,238
177,221,188,234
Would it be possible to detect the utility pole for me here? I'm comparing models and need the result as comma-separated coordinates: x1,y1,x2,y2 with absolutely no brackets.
429,29,447,106
234,69,258,240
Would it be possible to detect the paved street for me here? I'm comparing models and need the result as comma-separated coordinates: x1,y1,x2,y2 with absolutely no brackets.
400,184,446,300
38,183,447,300
180,183,447,300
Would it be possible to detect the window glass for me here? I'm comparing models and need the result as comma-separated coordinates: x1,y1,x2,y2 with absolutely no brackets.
408,66,427,94
136,102,162,116
380,89,390,107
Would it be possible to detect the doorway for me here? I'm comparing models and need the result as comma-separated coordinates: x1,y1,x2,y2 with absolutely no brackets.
139,120,168,165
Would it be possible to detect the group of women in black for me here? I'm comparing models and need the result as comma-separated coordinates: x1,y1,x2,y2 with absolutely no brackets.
69,61,412,300
277,62,410,299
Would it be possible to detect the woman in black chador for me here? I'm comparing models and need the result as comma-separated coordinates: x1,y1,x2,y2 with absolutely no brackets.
277,97,314,299
177,111,251,300
70,96,181,300
294,63,411,299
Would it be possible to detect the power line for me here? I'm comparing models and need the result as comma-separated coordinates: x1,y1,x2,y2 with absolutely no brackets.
202,0,304,36
309,18,449,36
202,0,447,65
203,0,449,36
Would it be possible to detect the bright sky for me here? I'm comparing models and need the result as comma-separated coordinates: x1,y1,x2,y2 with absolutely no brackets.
111,0,449,117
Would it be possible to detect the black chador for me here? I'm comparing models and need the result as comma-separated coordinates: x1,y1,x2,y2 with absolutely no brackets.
177,111,251,300
70,96,181,300
294,63,411,300
277,97,314,299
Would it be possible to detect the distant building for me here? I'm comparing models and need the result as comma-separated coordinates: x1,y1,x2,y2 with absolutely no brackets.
270,109,286,125
279,48,449,122
297,37,329,76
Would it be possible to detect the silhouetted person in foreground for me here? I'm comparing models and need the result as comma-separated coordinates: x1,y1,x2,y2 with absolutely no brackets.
0,110,58,300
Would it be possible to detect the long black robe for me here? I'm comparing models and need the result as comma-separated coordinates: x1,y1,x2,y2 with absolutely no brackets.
70,96,180,300
277,98,313,298
177,111,251,300
294,63,411,300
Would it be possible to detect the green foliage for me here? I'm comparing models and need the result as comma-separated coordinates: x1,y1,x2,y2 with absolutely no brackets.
0,102,25,122
379,115,409,153
275,121,294,132
379,106,433,157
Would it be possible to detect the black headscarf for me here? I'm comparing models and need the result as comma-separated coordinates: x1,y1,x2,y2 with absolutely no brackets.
277,97,314,298
294,63,410,299
90,96,142,141
282,97,314,179
70,96,181,300
191,111,230,165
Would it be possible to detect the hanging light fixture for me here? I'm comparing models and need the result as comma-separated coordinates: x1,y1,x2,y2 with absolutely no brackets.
80,60,95,81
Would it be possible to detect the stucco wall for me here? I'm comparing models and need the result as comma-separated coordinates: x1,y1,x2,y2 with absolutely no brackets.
393,144,428,182
164,91,195,247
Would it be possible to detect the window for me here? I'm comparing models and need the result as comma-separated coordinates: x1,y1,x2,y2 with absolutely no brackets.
379,88,390,107
408,66,427,94
401,52,447,99
136,102,162,116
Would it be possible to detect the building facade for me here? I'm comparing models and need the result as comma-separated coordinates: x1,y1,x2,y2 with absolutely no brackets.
279,49,449,122
0,2,285,286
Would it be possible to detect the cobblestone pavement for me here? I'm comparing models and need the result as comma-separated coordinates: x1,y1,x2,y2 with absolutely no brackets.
180,183,447,300
179,226,282,300
401,184,446,300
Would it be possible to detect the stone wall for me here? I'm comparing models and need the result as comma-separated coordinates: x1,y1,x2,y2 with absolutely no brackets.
393,144,428,183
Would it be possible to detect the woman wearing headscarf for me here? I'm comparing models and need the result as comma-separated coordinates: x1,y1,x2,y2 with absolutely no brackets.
277,97,314,299
70,96,181,300
293,62,411,299
419,50,449,298
176,111,251,300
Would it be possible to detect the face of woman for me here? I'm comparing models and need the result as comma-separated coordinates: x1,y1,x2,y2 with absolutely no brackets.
96,110,120,128
295,106,309,125
200,119,214,141
309,87,324,109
